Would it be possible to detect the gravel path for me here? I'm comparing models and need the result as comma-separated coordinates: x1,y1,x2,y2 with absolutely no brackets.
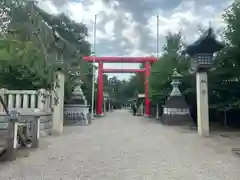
0,109,240,180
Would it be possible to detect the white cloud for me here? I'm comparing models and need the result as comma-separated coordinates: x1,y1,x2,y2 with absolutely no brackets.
60,0,133,54
37,0,58,14
119,40,127,48
64,1,109,24
38,0,231,80
104,20,115,41
146,1,226,44
127,49,148,57
121,12,141,50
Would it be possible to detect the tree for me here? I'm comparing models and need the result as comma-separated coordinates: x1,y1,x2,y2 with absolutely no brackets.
0,1,92,103
215,0,240,110
149,32,188,105
0,1,56,90
32,3,92,101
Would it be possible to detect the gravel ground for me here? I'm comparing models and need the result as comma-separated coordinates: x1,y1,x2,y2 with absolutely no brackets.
0,109,240,180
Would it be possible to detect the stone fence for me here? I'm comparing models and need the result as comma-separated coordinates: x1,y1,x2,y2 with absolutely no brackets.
0,71,65,161
0,89,53,114
0,89,54,136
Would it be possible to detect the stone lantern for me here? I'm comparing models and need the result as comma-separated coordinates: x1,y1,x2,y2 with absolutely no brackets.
108,77,119,111
64,78,90,125
170,68,183,95
161,69,192,125
108,77,118,86
71,79,84,102
184,27,224,136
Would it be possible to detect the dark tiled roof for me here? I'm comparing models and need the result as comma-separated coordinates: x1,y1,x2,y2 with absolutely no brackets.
184,28,224,56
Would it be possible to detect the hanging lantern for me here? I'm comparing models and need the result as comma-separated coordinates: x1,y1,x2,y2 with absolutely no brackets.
184,28,224,72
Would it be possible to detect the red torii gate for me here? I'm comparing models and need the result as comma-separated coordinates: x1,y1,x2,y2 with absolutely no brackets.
83,56,157,116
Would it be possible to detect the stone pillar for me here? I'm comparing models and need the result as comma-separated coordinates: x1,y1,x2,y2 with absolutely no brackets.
52,71,65,135
140,103,144,116
156,104,159,120
196,72,209,136
108,100,111,112
103,100,106,114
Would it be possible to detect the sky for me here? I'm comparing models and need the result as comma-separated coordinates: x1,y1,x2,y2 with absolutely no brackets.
38,0,232,80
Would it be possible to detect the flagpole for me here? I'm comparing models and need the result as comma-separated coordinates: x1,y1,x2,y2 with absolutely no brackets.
156,15,160,120
156,15,159,59
91,14,97,121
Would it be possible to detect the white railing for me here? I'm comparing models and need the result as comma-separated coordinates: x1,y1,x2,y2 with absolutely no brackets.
0,88,53,114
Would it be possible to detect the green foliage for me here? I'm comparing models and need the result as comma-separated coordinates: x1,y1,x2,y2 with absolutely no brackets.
149,32,188,105
148,0,240,113
0,1,91,102
209,0,240,110
37,8,92,102
0,1,56,90
0,37,54,89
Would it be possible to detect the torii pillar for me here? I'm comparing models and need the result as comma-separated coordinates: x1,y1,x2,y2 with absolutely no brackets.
145,61,151,116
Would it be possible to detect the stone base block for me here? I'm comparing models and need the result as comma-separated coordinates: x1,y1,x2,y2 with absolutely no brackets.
144,114,152,118
161,114,193,126
95,113,104,117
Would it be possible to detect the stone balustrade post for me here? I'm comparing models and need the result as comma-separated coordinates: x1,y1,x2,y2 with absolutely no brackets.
0,88,6,113
30,93,36,109
8,93,13,109
31,115,40,148
23,94,29,109
46,91,52,112
38,89,46,112
15,93,21,108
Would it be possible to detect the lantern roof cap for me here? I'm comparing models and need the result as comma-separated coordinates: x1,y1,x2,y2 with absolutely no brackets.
184,28,224,56
71,79,83,100
172,68,183,78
